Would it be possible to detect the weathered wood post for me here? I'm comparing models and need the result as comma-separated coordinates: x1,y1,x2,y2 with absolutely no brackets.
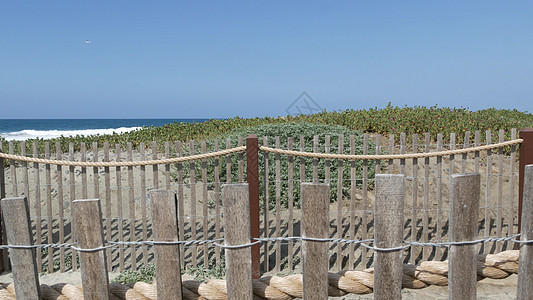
448,173,480,300
0,142,6,272
246,134,261,278
73,199,110,300
374,174,405,300
223,183,253,299
1,197,41,299
150,189,183,299
517,164,533,299
301,182,329,300
518,128,533,233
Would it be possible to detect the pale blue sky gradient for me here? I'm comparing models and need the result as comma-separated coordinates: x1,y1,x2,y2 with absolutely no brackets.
1,1,532,118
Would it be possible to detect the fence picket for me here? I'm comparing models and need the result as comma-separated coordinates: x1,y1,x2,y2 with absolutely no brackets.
164,142,171,190
349,135,356,269
509,129,517,247
223,184,253,299
335,134,344,271
462,131,470,173
374,174,404,300
9,142,18,197
362,134,369,268
410,134,419,264
69,143,77,271
189,140,198,268
32,142,42,272
72,199,110,299
140,143,148,266
301,182,329,299
517,164,533,299
55,142,65,272
436,134,443,260
313,135,318,183
103,142,112,270
127,143,136,270
116,144,125,272
214,140,221,266
275,136,281,272
263,137,270,272
152,141,159,190
45,142,53,272
201,141,209,267
1,197,41,299
423,133,430,261
484,131,492,254
150,189,183,299
496,130,504,253
287,137,294,270
388,134,395,173
176,141,185,267
449,172,480,300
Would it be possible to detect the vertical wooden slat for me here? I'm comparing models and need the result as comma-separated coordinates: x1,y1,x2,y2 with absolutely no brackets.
0,141,4,200
388,134,395,174
103,142,112,270
496,130,504,252
189,140,198,267
410,134,419,265
325,135,330,184
150,189,183,299
8,142,18,197
509,129,517,245
81,143,87,199
518,128,533,235
422,133,430,261
1,197,41,299
201,141,209,267
140,143,148,266
116,144,124,272
484,131,492,253
313,135,318,182
374,174,404,300
375,134,382,176
262,137,270,272
474,131,481,173
176,141,185,268
335,134,344,271
92,142,99,199
287,137,294,270
152,141,159,189
449,133,456,175
127,143,136,270
32,142,42,272
238,136,244,183
223,184,253,299
349,135,356,269
274,137,281,272
361,134,369,268
214,140,221,266
400,133,406,175
226,138,232,183
517,164,533,299
45,141,53,272
462,131,470,173
448,173,480,300
55,142,65,272
69,143,77,271
435,134,443,260
301,183,329,299
73,199,110,299
164,142,171,190
300,136,306,182
0,141,5,272
20,142,30,238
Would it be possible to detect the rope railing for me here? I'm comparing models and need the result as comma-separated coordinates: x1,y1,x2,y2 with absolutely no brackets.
0,138,522,167
260,138,523,160
0,145,246,167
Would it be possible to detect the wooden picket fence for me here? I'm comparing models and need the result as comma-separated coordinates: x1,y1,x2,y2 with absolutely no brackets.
0,128,533,278
2,165,533,299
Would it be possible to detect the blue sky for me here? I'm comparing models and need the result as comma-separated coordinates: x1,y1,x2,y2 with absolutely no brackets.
1,1,532,119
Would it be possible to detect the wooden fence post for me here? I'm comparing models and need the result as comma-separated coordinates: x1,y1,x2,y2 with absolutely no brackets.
449,172,480,300
150,189,183,299
1,197,41,299
518,128,533,233
517,164,533,299
73,199,110,300
223,183,253,299
374,174,404,300
0,142,5,272
301,182,329,300
246,134,261,278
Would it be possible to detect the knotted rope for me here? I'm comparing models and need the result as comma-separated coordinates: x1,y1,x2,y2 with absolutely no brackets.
0,250,519,299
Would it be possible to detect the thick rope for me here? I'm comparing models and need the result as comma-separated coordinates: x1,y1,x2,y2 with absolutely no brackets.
260,138,523,160
0,146,246,167
0,250,520,299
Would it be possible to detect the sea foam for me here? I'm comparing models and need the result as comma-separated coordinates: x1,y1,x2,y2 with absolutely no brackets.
0,127,142,141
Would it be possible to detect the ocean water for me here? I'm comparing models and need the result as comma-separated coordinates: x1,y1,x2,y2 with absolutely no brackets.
0,119,208,141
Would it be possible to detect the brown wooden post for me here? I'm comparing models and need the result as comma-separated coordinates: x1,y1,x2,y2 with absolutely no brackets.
246,134,260,278
301,182,329,300
150,189,183,299
223,183,253,299
1,197,41,299
374,174,404,300
449,172,480,300
519,128,533,233
73,199,110,300
517,164,533,299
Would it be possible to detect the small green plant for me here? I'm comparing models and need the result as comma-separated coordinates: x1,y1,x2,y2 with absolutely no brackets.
112,264,156,285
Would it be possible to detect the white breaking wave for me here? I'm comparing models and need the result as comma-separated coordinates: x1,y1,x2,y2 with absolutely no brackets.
0,127,142,141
